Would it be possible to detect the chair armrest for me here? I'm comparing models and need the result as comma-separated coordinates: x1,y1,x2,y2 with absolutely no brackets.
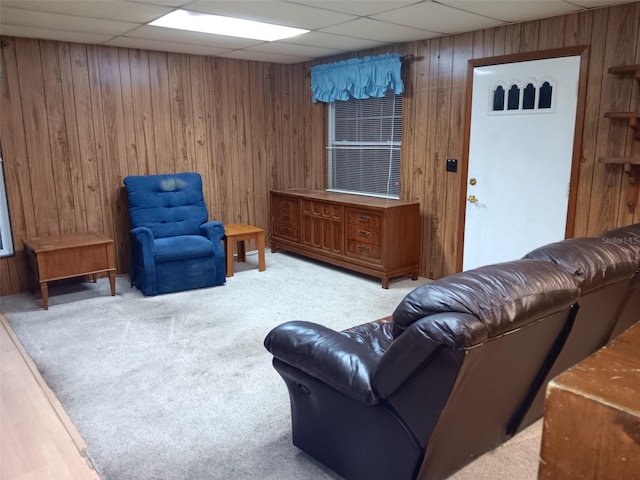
129,227,157,294
200,221,225,242
130,227,155,254
264,321,383,405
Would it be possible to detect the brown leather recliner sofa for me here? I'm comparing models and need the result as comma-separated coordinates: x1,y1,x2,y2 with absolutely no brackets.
263,224,640,480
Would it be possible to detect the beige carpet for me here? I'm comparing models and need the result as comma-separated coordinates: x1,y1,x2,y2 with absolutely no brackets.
0,250,542,480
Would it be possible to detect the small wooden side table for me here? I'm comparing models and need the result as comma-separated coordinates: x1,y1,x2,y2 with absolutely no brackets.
22,232,116,310
223,224,266,277
538,322,640,479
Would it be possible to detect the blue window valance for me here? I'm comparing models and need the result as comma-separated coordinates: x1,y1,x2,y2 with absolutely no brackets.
311,53,404,103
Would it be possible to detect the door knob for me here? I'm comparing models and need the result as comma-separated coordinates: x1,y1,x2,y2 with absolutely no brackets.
467,195,478,203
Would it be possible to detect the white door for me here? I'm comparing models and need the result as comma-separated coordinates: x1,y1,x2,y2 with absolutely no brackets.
462,56,581,271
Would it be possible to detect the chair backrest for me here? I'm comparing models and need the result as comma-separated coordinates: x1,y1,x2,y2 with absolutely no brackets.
378,259,580,479
124,173,208,239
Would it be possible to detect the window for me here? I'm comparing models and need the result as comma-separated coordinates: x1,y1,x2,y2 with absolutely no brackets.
327,89,402,199
491,79,554,113
0,145,13,257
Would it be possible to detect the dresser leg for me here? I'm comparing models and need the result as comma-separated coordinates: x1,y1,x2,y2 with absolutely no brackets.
40,282,49,310
108,272,116,296
381,277,389,289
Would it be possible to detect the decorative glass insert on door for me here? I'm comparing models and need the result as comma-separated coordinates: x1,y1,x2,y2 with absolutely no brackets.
490,78,554,114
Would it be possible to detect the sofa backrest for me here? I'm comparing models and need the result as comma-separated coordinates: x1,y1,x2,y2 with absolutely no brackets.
598,223,640,340
124,173,208,239
519,234,639,428
379,259,579,479
391,259,579,339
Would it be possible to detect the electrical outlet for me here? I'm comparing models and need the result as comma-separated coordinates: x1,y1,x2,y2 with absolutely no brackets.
446,159,458,172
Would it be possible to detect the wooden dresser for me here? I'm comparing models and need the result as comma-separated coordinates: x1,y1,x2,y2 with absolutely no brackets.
269,189,421,288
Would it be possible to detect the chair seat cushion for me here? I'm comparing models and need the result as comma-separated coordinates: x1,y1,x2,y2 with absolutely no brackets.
154,235,214,262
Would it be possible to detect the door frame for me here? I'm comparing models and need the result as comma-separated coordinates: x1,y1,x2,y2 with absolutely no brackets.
455,46,590,272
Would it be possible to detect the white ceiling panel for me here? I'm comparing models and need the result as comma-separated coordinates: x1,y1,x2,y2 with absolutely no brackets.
0,24,114,44
105,36,231,56
320,17,441,43
0,0,636,63
130,0,193,6
124,25,264,49
565,0,632,6
217,49,311,64
186,1,357,29
247,41,345,58
372,2,506,33
437,0,584,23
281,31,387,51
0,0,172,23
286,0,418,16
1,7,138,36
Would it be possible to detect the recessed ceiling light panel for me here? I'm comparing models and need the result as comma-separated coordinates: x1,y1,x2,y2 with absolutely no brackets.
149,9,309,42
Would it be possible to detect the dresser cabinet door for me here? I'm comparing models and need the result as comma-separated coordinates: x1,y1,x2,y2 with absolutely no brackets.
302,200,343,254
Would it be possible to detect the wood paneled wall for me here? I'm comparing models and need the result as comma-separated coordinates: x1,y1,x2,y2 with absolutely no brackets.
0,39,319,295
1,2,639,296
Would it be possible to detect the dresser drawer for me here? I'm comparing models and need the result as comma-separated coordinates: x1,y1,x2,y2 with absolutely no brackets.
346,239,382,262
274,198,300,226
346,209,382,230
276,210,299,226
274,222,300,241
303,200,343,220
346,224,381,246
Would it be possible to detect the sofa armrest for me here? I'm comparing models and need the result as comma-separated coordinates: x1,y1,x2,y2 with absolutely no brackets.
200,221,225,242
264,321,383,405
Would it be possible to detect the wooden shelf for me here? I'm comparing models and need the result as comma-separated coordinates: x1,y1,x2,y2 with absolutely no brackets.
608,64,640,74
608,64,640,84
604,65,640,212
598,157,640,165
603,112,640,119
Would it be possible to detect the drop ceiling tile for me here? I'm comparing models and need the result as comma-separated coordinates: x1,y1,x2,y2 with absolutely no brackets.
105,36,231,56
247,41,345,58
0,24,113,44
130,0,193,6
218,49,311,64
0,1,172,23
286,0,417,16
0,7,139,36
186,1,357,29
371,2,505,34
565,0,632,7
320,18,440,43
125,25,265,49
437,0,584,23
281,31,387,51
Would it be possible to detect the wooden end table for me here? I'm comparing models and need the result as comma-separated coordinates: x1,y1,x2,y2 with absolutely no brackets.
538,322,640,479
22,232,116,310
223,224,266,277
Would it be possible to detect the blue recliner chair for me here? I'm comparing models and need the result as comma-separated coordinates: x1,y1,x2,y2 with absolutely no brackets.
123,172,226,296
